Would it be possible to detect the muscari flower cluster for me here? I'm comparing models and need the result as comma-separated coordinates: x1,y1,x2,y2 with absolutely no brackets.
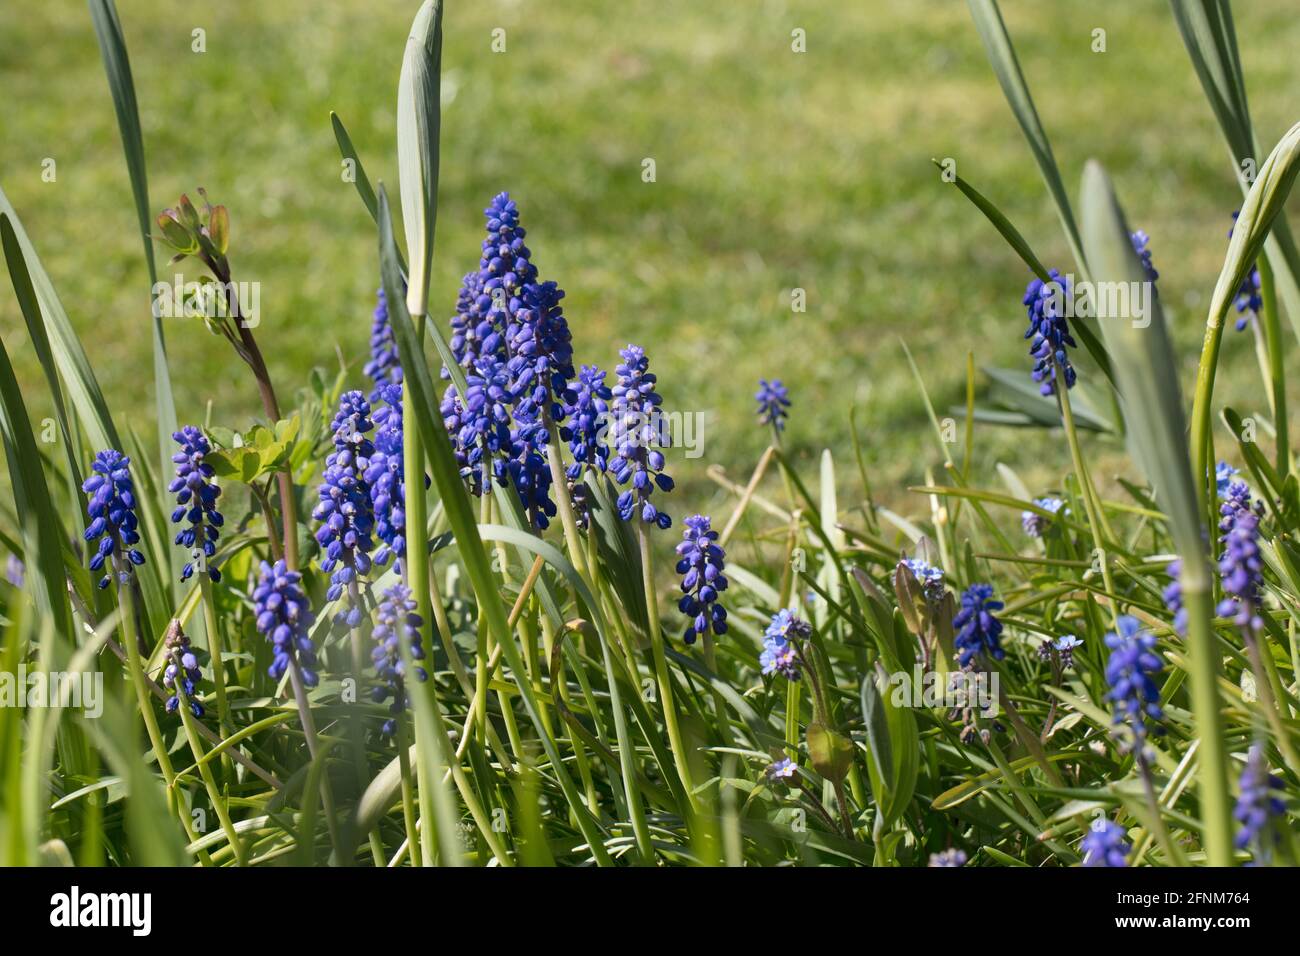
1082,819,1130,867
901,557,946,603
253,559,319,687
371,583,428,737
365,287,402,401
1104,615,1164,758
1022,269,1077,396
1229,212,1262,331
82,450,146,590
163,623,204,718
366,382,408,569
609,345,674,528
755,378,790,432
1234,744,1286,858
675,515,728,645
313,391,376,627
561,364,612,479
1165,463,1242,637
1021,497,1064,538
1217,479,1265,634
168,426,224,583
760,609,810,681
1131,230,1159,287
439,194,580,529
952,584,1005,668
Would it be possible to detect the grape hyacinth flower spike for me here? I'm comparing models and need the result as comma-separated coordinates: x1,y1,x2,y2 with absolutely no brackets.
675,514,728,645
1022,269,1077,396
365,286,402,400
1163,559,1187,637
609,344,674,528
928,848,967,867
561,363,612,479
168,426,224,583
1234,744,1286,860
952,584,1005,668
313,390,376,627
371,583,428,737
253,559,319,686
755,378,790,433
82,449,146,590
1130,230,1159,288
163,621,204,718
366,382,408,570
1216,461,1241,497
1103,615,1164,759
900,557,946,603
1081,819,1130,867
1217,480,1265,635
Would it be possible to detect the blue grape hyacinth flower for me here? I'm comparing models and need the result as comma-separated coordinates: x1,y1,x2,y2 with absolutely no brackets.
371,582,428,737
448,192,538,375
952,584,1005,668
365,287,402,400
1216,461,1241,497
561,363,612,479
1163,559,1187,637
366,382,407,569
1023,269,1077,396
1081,819,1130,867
1104,615,1164,757
675,514,728,645
507,278,575,424
1217,480,1265,634
163,622,204,718
1131,230,1159,287
755,378,790,432
609,344,674,528
1234,744,1286,859
82,449,146,590
505,415,557,530
253,559,319,687
313,391,376,628
168,426,224,583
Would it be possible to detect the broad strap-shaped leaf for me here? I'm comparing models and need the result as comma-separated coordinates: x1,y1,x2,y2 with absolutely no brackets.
396,0,442,317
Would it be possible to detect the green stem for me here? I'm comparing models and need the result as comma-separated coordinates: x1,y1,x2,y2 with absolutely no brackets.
1182,579,1235,866
546,419,589,581
173,655,247,865
1258,257,1289,474
395,708,421,867
198,575,233,778
286,659,344,860
401,350,439,866
639,524,698,815
1056,377,1120,629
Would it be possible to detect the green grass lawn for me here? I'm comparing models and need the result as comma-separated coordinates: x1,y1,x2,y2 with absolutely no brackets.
2,0,1298,519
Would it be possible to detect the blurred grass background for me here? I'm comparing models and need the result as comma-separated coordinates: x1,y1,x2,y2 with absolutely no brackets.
1,0,1298,519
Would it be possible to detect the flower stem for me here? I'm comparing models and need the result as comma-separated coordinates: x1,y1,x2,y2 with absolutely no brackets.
172,656,247,866
638,524,698,815
286,659,344,860
1181,578,1235,866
